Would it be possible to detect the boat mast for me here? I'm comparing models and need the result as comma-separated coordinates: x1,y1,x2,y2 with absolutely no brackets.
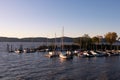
46,36,48,48
54,33,56,50
61,27,64,51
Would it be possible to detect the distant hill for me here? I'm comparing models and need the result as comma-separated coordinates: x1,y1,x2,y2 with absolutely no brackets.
0,37,74,42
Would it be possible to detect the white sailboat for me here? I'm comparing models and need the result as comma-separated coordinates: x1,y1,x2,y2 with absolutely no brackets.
45,33,59,58
59,27,73,59
59,50,73,59
14,45,23,54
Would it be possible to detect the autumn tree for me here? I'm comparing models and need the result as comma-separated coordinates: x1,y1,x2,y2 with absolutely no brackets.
117,37,120,50
105,32,118,50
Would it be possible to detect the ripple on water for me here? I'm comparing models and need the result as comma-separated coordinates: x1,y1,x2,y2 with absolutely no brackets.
0,52,120,80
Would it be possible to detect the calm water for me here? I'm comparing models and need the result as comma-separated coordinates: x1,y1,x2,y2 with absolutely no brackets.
0,52,120,80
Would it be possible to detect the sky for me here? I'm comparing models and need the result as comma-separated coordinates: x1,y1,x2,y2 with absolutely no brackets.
0,0,120,38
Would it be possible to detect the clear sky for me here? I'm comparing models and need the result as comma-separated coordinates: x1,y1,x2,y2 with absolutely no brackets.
0,0,120,38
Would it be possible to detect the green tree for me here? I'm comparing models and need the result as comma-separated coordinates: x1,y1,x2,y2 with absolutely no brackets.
73,34,92,50
73,37,84,49
82,34,92,50
105,32,118,50
92,36,100,50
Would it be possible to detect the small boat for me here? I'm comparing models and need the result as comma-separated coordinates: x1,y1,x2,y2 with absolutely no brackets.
15,49,23,53
101,51,109,57
90,51,104,57
107,52,119,56
45,51,59,58
59,27,73,59
59,51,73,59
45,33,59,58
112,50,119,56
15,45,23,54
78,51,88,57
82,51,94,57
73,49,81,56
90,51,97,56
23,48,30,53
94,51,106,57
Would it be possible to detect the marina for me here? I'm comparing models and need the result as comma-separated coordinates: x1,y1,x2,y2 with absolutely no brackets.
0,0,120,80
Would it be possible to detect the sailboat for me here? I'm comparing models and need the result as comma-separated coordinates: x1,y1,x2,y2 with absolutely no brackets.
15,45,23,53
45,33,59,58
59,27,73,59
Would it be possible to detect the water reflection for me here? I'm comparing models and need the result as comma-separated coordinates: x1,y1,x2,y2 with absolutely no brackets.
59,58,73,63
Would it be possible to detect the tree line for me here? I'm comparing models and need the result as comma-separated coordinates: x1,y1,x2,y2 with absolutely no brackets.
74,32,119,50
36,32,119,51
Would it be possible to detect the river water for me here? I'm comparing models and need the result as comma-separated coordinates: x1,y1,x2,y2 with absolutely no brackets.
0,52,120,80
